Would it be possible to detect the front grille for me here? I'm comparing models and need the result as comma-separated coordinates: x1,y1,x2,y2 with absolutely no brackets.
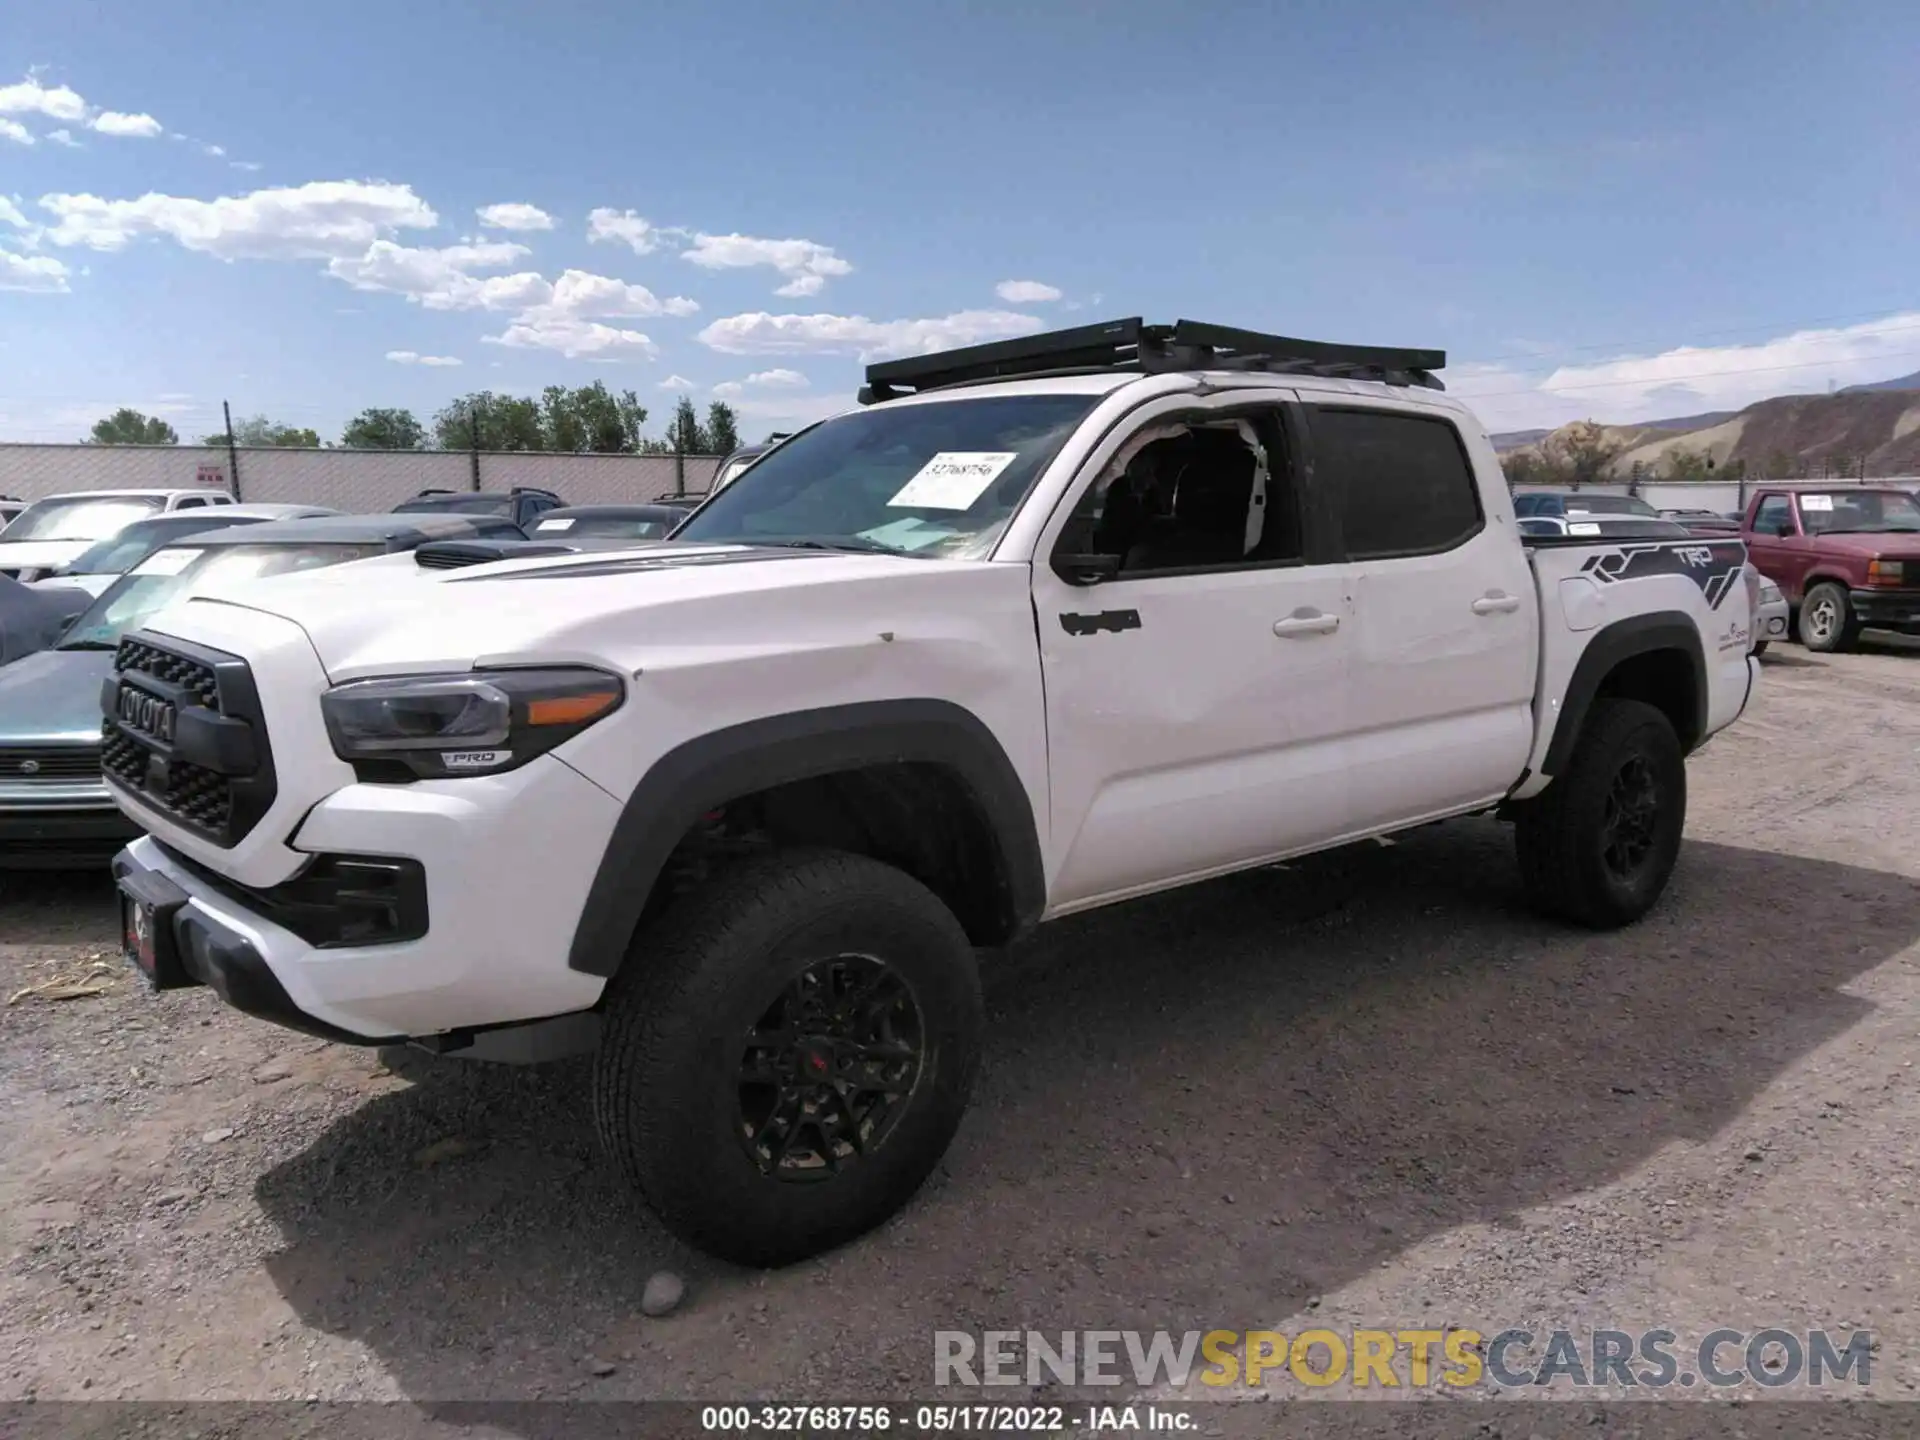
117,638,220,708
101,633,277,847
100,729,231,830
0,744,101,781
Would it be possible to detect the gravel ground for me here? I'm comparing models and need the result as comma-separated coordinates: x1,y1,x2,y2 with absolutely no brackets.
6,643,1920,1426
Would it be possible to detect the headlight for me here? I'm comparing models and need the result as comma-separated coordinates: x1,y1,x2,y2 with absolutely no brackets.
1759,579,1783,603
1867,559,1904,587
321,667,624,779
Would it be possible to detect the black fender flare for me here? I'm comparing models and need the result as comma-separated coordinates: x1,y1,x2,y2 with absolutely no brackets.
1543,611,1708,777
566,698,1046,977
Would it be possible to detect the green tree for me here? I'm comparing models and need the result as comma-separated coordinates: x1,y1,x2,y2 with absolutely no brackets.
1543,419,1624,486
339,407,425,450
666,395,707,454
540,382,648,453
703,401,741,456
432,392,546,452
87,409,179,445
1662,448,1713,482
202,415,320,447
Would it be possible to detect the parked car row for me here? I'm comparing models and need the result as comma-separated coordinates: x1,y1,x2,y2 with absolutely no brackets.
1517,486,1920,656
0,479,733,866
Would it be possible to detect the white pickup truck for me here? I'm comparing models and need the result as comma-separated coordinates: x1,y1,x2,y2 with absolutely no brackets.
103,319,1756,1266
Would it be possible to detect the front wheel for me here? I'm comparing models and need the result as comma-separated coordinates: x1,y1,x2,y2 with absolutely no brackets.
1799,581,1859,653
594,848,983,1267
1515,698,1687,929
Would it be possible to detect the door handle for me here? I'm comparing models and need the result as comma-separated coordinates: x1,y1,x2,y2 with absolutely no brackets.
1273,610,1340,638
1471,592,1522,615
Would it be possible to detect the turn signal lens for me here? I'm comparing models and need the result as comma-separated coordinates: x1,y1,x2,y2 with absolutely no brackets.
323,666,625,779
1867,559,1905,587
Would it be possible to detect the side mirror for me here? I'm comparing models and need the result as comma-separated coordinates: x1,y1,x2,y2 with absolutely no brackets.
1054,552,1121,587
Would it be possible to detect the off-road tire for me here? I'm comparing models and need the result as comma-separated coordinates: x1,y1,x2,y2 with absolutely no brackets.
1799,581,1859,653
1515,698,1686,929
593,848,983,1267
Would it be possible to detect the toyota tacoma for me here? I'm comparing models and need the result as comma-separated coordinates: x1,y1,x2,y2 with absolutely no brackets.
102,319,1757,1265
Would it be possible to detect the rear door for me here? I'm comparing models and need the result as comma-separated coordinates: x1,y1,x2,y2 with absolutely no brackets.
1305,400,1538,830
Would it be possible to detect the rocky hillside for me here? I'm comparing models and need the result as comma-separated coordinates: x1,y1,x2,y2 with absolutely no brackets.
1496,385,1920,479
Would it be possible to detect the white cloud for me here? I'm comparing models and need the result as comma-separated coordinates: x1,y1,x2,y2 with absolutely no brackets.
681,232,851,296
230,160,262,172
0,78,87,122
711,381,744,398
587,208,660,254
0,248,69,293
90,110,162,138
483,318,658,360
203,142,226,157
1454,310,1920,432
386,350,462,366
0,119,32,146
699,308,1042,360
995,279,1061,304
657,374,697,390
745,367,808,388
326,239,539,309
38,180,439,259
47,128,79,147
538,268,698,319
478,202,555,232
0,197,29,229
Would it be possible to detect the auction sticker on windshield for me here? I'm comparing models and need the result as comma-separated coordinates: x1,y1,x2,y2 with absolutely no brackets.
132,548,203,576
1801,494,1834,511
888,452,1019,510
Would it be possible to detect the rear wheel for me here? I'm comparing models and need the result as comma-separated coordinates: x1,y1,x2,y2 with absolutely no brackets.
593,848,983,1267
1515,698,1687,929
1799,581,1859,653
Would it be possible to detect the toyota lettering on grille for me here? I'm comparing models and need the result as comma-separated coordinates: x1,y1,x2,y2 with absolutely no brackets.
117,686,177,745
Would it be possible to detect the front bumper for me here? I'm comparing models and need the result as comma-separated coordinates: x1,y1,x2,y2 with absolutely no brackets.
0,783,141,866
107,754,621,1040
1848,589,1920,632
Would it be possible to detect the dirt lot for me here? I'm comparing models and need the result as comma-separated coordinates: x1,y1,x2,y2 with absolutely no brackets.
5,644,1920,1420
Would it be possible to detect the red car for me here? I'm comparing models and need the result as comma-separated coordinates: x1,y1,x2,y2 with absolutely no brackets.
1741,487,1920,651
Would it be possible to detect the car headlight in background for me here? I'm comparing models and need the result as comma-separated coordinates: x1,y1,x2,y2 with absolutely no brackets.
1759,578,1783,603
321,667,624,779
1867,559,1905,587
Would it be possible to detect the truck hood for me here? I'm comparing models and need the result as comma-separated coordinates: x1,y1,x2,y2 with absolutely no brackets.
148,542,1013,679
0,539,91,574
1790,531,1920,558
0,647,114,744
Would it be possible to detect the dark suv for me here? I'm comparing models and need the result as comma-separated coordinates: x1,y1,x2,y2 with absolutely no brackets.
391,486,564,531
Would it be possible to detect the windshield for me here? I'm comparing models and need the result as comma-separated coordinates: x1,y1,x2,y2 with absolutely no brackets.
59,541,386,650
1797,491,1920,534
2,495,165,543
1563,494,1658,517
394,495,511,516
533,514,673,540
674,394,1101,557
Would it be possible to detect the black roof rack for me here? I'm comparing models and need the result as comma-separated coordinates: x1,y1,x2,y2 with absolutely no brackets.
859,317,1445,403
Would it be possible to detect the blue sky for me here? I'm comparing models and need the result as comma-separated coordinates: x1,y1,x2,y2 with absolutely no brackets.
3,0,1919,444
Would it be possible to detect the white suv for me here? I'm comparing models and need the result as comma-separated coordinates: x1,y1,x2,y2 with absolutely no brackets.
103,319,1755,1265
0,488,234,581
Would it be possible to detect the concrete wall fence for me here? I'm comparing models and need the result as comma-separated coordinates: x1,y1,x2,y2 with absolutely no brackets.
0,444,723,512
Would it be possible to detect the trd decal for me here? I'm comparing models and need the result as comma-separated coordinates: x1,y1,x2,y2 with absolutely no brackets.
1579,541,1749,609
1060,609,1143,637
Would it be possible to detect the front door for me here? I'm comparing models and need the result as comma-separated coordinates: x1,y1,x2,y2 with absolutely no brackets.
1027,393,1356,912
